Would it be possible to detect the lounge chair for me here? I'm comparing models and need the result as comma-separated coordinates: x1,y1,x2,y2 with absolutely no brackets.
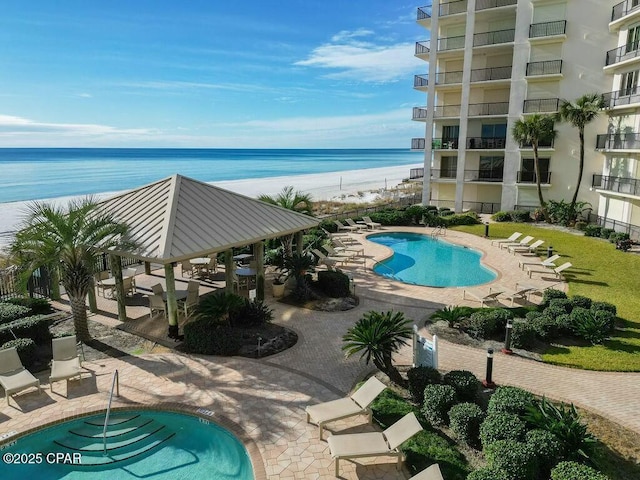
500,235,534,250
306,376,386,439
323,244,356,259
345,218,365,232
49,335,83,393
312,248,348,267
463,287,504,307
333,238,365,256
519,254,561,270
527,261,572,279
334,220,359,233
362,216,382,230
327,411,423,476
491,232,522,247
508,239,544,255
500,286,536,307
410,464,445,480
0,347,41,405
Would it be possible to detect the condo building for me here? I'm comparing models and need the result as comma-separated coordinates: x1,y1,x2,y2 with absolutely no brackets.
411,0,640,238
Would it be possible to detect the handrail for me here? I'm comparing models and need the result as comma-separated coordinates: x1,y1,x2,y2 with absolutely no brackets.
103,370,120,455
374,261,396,277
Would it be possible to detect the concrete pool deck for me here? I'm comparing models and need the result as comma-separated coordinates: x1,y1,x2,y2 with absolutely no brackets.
1,227,639,479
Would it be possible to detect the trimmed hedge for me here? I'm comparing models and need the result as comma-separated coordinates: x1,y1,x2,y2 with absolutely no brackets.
487,386,535,416
229,299,273,328
443,370,479,402
550,461,609,480
491,210,531,223
464,309,511,339
0,303,32,325
511,319,537,349
1,338,37,368
583,225,603,237
485,440,537,480
466,467,508,480
542,288,568,307
3,297,52,315
182,320,242,355
421,384,456,426
479,413,526,448
407,366,442,404
316,270,351,298
0,315,51,346
526,429,562,476
449,402,484,446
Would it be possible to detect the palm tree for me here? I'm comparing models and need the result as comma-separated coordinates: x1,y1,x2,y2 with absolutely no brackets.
342,310,412,387
555,93,605,221
10,198,132,341
512,114,557,222
430,305,473,329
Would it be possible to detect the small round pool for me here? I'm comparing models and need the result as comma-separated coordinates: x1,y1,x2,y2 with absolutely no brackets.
1,409,254,480
369,232,497,287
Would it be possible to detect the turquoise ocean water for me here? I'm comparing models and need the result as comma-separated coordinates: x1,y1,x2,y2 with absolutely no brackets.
0,148,421,204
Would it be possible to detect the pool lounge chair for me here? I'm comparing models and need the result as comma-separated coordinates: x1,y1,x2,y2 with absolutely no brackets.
499,286,536,307
362,216,382,230
49,335,83,393
410,464,445,480
527,261,572,279
332,238,365,256
500,235,534,250
327,411,423,476
0,347,41,405
491,232,522,247
306,376,386,439
312,248,348,267
334,220,359,233
345,218,365,232
508,239,544,255
463,287,504,307
323,244,357,259
519,254,561,270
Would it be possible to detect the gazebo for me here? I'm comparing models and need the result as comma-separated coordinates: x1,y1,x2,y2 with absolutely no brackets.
98,174,320,338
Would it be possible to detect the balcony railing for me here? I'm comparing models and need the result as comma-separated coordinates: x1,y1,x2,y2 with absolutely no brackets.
520,138,555,148
415,41,431,55
433,105,462,117
468,102,509,116
605,42,640,66
410,167,425,179
476,0,517,11
432,138,459,149
473,28,515,47
596,133,640,150
466,137,506,149
529,20,567,38
588,212,640,241
438,35,466,51
433,169,458,179
523,98,560,113
439,0,467,17
602,86,640,108
526,59,563,76
434,70,464,84
414,75,429,88
417,5,432,20
412,107,428,120
411,138,426,150
470,65,512,82
592,174,640,197
517,171,552,184
611,0,640,22
465,170,504,182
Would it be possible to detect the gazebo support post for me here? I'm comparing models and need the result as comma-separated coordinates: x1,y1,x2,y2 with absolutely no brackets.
109,254,127,322
295,231,303,255
144,262,152,275
164,263,180,338
254,241,265,301
224,249,234,294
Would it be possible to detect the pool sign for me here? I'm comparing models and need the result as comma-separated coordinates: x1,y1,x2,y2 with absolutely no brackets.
413,325,438,369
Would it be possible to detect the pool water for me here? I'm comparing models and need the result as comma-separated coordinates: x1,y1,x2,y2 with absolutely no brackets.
1,410,254,480
370,232,497,287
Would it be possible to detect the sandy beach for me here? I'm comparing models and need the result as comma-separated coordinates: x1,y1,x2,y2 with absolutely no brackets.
0,163,422,247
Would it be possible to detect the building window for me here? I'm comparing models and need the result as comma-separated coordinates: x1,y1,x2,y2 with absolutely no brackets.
442,125,460,148
479,156,504,181
441,156,457,178
621,70,640,96
627,25,640,53
520,158,550,183
481,123,507,139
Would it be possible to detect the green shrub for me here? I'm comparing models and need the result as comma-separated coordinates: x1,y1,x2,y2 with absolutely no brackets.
229,298,273,328
571,295,592,310
574,221,588,231
525,310,543,322
439,210,455,217
407,366,442,404
492,211,512,222
593,309,616,332
422,212,447,228
421,384,456,426
449,402,484,446
531,315,559,341
1,338,37,368
599,228,615,239
511,319,537,349
316,270,351,298
570,307,611,344
443,370,479,402
542,289,568,307
608,232,629,243
182,320,242,355
466,467,509,480
0,315,51,346
509,210,532,223
487,386,535,416
555,314,573,335
3,297,52,315
405,205,429,225
194,292,244,324
550,461,609,480
368,210,412,226
401,429,471,480
0,303,32,325
583,225,602,237
590,301,616,316
548,298,574,314
443,213,480,226
464,309,511,339
480,413,527,448
486,440,537,480
545,304,570,320
526,429,562,476
616,238,633,251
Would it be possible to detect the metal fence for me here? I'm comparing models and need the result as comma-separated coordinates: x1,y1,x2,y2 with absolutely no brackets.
0,266,51,300
588,213,640,241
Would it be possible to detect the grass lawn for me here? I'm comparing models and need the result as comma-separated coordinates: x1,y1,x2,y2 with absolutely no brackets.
453,222,640,371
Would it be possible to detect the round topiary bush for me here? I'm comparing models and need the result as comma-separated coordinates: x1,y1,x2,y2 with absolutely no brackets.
486,440,537,480
548,298,574,314
571,295,592,310
550,461,609,480
487,386,535,416
479,413,527,448
542,288,568,307
443,370,480,402
466,467,509,480
591,301,616,316
421,384,456,426
1,338,37,368
531,315,560,341
407,366,441,404
510,319,537,349
492,211,512,222
526,429,562,477
449,402,485,446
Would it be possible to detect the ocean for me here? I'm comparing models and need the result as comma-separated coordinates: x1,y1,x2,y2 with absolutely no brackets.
0,148,421,204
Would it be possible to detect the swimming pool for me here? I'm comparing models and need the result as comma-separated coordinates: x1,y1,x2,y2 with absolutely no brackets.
1,409,254,480
369,232,497,287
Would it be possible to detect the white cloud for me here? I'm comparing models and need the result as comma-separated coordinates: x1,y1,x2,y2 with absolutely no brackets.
331,28,374,42
76,93,92,98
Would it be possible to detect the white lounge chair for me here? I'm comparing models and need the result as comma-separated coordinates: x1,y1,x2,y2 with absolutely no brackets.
327,411,423,476
306,376,386,439
334,220,359,233
509,239,544,255
362,216,382,230
527,261,572,279
312,248,348,267
323,244,356,259
0,347,41,405
410,464,445,480
50,335,83,393
500,235,534,250
500,286,536,307
519,254,561,270
463,287,504,307
491,232,522,247
333,238,365,256
345,218,365,232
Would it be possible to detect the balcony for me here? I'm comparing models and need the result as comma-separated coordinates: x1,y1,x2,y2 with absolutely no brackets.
517,171,552,184
433,169,458,179
432,138,459,149
529,20,567,39
410,167,425,179
417,5,432,21
433,104,462,118
596,133,640,150
439,0,467,17
464,170,504,182
605,43,640,67
593,174,640,197
526,60,563,77
476,0,517,11
411,138,426,150
415,41,430,57
468,102,509,116
520,138,555,148
414,74,429,90
412,107,428,120
611,0,640,22
602,86,640,108
470,65,512,82
466,137,506,149
523,98,560,113
434,70,464,85
473,28,515,47
438,35,466,52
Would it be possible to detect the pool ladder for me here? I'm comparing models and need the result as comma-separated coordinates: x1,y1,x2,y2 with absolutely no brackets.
431,226,446,238
375,261,396,279
102,370,120,455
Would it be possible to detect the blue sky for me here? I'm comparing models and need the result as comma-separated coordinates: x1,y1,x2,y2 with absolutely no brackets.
0,1,427,148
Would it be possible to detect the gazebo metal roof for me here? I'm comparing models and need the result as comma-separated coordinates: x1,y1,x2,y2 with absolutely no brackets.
100,174,320,263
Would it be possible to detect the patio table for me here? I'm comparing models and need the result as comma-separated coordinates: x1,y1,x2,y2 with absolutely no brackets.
161,290,188,302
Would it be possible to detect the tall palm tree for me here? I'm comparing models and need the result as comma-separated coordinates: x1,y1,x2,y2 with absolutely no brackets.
555,93,605,220
342,310,412,387
10,198,132,341
512,114,557,222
